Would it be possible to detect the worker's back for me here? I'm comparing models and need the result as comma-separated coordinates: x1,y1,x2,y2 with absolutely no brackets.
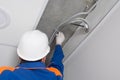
0,31,65,80
0,61,63,80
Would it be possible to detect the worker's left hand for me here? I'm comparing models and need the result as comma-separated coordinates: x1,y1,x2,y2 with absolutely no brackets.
56,32,65,45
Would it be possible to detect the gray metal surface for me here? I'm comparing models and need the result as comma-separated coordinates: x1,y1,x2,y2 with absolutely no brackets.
37,0,87,39
37,0,97,64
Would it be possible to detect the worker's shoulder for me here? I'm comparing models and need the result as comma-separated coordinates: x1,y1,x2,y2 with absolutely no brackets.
0,66,15,74
0,66,63,80
46,67,62,77
0,66,62,76
13,67,63,80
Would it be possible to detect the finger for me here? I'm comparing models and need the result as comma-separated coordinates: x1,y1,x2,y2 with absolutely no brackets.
56,32,60,37
59,32,64,37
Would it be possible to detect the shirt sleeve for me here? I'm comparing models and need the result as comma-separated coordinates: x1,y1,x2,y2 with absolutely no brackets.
48,45,64,75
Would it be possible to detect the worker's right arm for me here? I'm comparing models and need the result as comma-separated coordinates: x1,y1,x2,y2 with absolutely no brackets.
48,44,64,75
48,32,65,75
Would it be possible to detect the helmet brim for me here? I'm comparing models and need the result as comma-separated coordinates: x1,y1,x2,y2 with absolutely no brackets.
17,46,50,61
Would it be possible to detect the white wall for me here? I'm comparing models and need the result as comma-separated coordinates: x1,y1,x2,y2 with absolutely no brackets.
64,0,120,80
0,0,49,46
0,45,19,67
0,0,49,66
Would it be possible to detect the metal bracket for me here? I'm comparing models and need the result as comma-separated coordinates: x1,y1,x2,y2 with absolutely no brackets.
70,18,89,33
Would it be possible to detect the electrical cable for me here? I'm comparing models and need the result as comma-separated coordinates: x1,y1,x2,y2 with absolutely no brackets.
49,1,98,45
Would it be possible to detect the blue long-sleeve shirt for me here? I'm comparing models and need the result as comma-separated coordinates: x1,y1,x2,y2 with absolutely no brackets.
0,45,64,80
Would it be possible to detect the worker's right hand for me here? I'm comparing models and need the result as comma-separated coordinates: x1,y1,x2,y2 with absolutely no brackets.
56,32,65,45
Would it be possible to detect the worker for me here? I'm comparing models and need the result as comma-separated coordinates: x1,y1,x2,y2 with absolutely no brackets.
0,30,65,80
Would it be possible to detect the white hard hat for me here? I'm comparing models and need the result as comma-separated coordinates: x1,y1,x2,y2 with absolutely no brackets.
17,30,50,61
